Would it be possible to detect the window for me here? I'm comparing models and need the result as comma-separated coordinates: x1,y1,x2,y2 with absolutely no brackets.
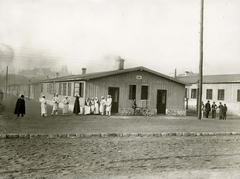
41,84,43,93
68,83,71,96
63,83,67,96
191,89,197,99
141,85,148,100
237,90,240,102
59,83,62,95
206,89,212,100
129,85,136,99
74,82,84,97
218,89,224,100
47,83,54,94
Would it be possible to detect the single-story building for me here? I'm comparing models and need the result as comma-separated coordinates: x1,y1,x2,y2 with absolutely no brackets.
8,60,187,116
178,74,240,116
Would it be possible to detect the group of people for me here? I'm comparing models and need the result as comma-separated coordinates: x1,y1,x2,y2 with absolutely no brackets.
72,95,113,116
39,93,113,117
39,93,67,117
201,100,228,120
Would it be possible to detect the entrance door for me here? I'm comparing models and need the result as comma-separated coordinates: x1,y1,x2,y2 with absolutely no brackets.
157,90,167,114
108,87,119,113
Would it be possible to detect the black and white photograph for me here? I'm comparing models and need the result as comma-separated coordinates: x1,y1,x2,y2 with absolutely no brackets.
0,0,240,178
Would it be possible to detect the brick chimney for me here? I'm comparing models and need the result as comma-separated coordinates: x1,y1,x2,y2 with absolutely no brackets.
119,59,125,70
82,68,86,75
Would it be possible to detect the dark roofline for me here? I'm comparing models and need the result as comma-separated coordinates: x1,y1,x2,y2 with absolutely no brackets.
177,74,240,84
40,66,188,85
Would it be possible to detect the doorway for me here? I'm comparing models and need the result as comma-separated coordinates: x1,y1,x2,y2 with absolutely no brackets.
157,90,167,114
108,87,119,113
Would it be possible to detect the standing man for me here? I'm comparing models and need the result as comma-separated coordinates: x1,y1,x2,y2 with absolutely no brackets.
211,101,217,118
205,100,211,118
132,99,137,115
218,102,223,119
51,93,60,116
105,95,112,117
14,95,25,117
222,104,228,120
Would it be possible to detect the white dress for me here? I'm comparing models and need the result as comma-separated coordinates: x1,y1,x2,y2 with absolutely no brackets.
52,97,60,110
100,99,106,114
94,99,99,114
106,98,112,112
84,101,91,115
62,98,69,114
40,98,47,115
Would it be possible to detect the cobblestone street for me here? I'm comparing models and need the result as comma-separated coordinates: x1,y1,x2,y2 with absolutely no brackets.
0,96,240,178
1,136,240,179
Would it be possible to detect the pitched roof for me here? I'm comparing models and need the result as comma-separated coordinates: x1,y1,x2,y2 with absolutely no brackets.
177,74,240,84
40,66,187,85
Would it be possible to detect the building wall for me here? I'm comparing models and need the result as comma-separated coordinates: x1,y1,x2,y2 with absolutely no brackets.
85,71,185,115
186,83,240,116
9,70,186,116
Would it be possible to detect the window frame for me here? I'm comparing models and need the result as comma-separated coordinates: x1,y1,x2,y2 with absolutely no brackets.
129,84,136,100
191,89,197,99
67,83,71,96
217,89,225,100
141,85,149,100
206,89,213,100
237,90,240,102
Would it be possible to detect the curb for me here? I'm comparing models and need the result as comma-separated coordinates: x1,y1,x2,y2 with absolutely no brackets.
1,132,240,139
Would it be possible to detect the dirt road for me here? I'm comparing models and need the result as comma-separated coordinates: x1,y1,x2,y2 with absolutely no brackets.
1,135,240,179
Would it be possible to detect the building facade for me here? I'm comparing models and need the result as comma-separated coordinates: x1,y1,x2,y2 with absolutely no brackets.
178,74,240,116
8,65,187,116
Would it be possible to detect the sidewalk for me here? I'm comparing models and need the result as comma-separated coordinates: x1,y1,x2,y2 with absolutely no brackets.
1,95,240,138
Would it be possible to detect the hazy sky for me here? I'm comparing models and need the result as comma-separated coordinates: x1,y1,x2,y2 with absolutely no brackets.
0,0,240,76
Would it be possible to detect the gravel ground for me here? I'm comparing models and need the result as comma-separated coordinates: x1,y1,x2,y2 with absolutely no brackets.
1,135,240,179
1,96,240,179
0,96,240,135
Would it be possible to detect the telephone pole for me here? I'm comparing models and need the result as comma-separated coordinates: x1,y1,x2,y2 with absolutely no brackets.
197,0,204,119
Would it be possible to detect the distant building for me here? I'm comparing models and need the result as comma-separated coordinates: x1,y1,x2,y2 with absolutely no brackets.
19,66,70,80
178,74,240,116
177,71,198,77
58,65,70,77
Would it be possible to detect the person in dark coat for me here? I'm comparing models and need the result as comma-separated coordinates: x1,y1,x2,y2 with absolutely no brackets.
222,104,228,120
73,95,80,115
14,95,25,117
211,101,217,118
218,102,223,119
132,99,137,115
205,100,211,118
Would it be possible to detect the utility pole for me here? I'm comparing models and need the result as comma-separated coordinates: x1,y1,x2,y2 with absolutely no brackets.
5,66,8,98
198,0,204,119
